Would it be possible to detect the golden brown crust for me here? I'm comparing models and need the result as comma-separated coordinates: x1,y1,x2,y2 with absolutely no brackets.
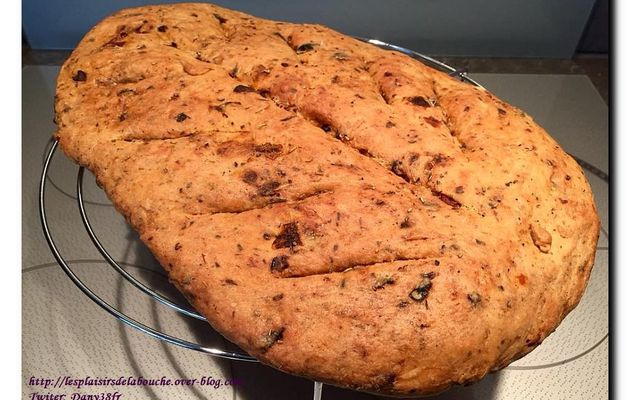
54,3,600,396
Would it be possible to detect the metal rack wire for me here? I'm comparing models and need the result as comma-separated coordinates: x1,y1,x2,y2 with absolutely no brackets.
360,38,484,88
40,40,605,400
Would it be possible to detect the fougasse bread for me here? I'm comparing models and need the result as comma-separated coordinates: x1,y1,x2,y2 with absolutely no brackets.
53,3,600,396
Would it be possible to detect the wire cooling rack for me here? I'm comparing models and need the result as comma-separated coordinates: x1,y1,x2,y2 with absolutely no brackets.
38,39,608,400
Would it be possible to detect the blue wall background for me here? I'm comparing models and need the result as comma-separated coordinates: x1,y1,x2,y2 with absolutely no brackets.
22,0,597,57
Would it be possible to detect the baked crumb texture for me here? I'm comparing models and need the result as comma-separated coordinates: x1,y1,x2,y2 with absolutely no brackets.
54,3,600,396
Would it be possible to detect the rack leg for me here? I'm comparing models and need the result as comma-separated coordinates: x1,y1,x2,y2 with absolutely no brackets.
313,381,323,400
